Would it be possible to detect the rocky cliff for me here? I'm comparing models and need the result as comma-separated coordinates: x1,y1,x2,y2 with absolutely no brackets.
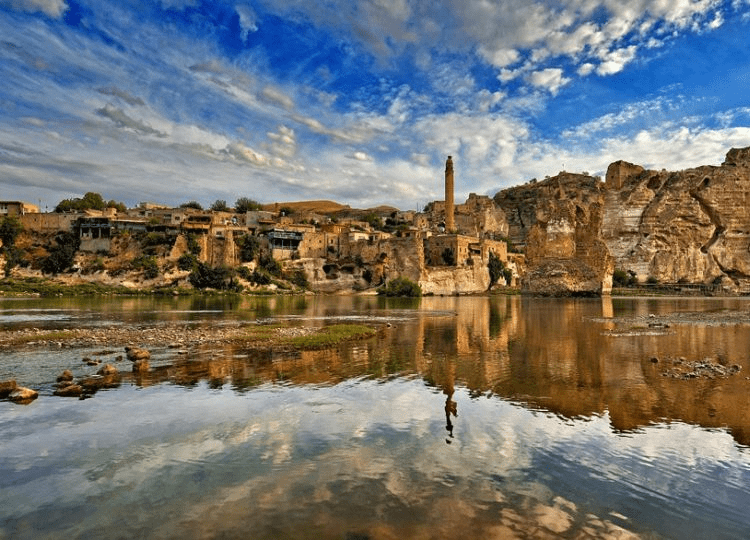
496,173,613,295
493,146,750,295
601,148,750,291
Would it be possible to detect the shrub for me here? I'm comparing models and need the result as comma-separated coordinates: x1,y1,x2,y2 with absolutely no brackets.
41,232,80,274
186,233,201,255
377,276,422,297
180,201,203,210
441,248,455,266
143,232,170,247
237,234,258,262
286,268,309,289
177,253,198,271
236,266,252,281
189,261,240,290
258,252,281,276
646,275,658,284
132,255,159,279
613,268,637,287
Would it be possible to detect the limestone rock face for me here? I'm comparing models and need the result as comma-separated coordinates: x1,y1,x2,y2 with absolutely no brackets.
600,147,750,290
494,146,750,294
498,173,613,295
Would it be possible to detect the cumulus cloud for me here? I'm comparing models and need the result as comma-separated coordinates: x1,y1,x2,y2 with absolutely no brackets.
526,68,570,94
0,0,67,18
596,45,638,76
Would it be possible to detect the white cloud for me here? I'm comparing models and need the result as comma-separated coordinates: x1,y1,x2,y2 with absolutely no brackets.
349,151,373,161
261,86,295,110
235,4,259,41
577,62,595,76
526,68,570,94
0,0,67,18
596,45,638,75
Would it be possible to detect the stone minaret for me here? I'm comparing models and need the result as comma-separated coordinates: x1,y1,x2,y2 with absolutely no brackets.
445,155,454,232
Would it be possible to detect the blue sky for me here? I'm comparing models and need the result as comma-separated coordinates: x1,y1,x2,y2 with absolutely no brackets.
1,0,750,210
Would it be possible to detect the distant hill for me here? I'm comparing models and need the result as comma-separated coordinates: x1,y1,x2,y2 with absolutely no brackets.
262,200,401,216
261,200,350,215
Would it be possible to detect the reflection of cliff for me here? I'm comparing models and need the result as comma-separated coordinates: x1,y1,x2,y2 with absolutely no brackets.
104,295,750,447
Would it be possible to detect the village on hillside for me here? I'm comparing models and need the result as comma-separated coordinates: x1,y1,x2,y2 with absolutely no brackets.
0,159,516,295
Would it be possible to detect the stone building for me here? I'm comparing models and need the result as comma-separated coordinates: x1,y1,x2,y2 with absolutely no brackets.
0,201,39,216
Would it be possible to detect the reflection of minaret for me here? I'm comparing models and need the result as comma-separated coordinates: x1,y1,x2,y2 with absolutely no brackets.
445,156,454,232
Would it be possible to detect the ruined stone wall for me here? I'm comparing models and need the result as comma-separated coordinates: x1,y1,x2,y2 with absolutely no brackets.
20,213,79,232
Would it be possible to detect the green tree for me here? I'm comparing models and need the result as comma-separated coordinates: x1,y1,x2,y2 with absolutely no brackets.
377,276,422,297
0,216,22,248
210,199,229,212
132,255,159,279
180,201,203,210
107,200,127,212
234,197,262,213
441,248,455,266
189,261,240,290
41,232,79,274
55,192,107,213
237,234,259,262
1,216,24,277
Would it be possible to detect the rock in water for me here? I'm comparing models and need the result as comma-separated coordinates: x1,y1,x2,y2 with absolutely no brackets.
54,384,83,397
57,370,74,382
97,364,118,376
9,387,38,403
125,346,151,361
0,379,18,398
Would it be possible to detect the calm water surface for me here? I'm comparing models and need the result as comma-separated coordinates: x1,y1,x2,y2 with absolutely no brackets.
1,295,750,539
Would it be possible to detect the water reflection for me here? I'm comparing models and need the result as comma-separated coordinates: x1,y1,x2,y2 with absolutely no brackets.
22,294,745,447
3,295,750,538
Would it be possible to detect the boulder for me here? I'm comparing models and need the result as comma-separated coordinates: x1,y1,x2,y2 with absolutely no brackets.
97,364,118,376
0,379,18,398
125,346,151,361
9,387,38,403
57,370,74,382
54,384,83,397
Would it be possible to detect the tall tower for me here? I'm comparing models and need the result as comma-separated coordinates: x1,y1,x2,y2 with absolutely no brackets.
445,155,454,232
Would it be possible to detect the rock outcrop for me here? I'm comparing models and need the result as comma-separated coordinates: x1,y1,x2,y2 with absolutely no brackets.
497,173,613,295
600,147,750,291
494,146,750,295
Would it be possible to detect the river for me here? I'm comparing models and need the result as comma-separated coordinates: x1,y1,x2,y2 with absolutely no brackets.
1,294,749,539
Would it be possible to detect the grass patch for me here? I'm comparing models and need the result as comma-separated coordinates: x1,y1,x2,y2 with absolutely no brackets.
286,324,376,349
0,277,137,296
239,323,376,349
